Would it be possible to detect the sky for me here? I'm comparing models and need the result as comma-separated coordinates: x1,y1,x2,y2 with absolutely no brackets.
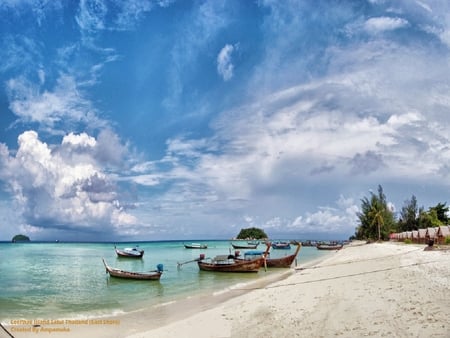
1,0,450,242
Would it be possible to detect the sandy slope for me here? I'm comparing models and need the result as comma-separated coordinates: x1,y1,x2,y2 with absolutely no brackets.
128,242,450,338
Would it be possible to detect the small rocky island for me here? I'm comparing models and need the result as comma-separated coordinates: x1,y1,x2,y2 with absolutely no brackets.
12,234,30,242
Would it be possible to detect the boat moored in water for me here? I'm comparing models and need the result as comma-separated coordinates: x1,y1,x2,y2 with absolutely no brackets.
114,245,144,258
271,241,291,250
184,243,208,249
102,258,163,280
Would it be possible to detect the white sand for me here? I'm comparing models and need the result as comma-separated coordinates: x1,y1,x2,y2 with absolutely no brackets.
4,242,450,338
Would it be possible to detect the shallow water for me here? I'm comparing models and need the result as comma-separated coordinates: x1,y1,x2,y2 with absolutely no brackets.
0,240,327,319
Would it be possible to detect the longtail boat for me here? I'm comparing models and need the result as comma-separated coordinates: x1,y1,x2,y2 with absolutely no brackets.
197,243,270,273
271,241,291,249
230,242,258,249
316,243,343,250
114,245,144,258
184,243,208,249
102,258,163,280
266,242,302,268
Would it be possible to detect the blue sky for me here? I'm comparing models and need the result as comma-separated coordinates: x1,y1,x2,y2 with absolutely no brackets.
1,0,450,241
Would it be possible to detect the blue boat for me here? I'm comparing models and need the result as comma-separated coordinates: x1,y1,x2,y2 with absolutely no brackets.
271,241,291,249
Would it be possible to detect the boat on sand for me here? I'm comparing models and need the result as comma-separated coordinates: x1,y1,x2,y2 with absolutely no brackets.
316,243,343,250
267,242,301,268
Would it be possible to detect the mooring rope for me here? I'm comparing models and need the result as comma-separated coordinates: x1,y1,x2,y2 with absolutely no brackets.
236,258,444,291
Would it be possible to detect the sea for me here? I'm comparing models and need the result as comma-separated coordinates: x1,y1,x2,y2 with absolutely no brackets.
0,240,329,320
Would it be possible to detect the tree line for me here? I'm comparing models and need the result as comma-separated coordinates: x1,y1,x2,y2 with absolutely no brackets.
354,185,449,241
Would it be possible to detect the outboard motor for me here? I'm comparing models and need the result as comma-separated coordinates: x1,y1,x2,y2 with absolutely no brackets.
156,263,164,272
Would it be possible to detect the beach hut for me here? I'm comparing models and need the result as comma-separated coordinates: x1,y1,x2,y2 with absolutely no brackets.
425,227,438,243
418,228,427,244
411,230,419,243
436,226,450,245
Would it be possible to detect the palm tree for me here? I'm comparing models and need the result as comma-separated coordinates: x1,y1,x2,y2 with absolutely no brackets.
369,202,384,241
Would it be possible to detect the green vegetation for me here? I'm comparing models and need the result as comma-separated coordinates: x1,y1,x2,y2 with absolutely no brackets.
355,185,396,241
12,234,30,242
355,185,449,241
404,239,412,244
236,227,268,240
445,236,450,245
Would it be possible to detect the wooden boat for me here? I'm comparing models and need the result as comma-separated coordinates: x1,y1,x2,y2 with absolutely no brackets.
247,240,260,245
266,242,302,268
197,244,270,272
230,242,258,249
102,259,163,280
184,243,208,249
316,243,343,250
271,241,291,249
114,245,144,258
197,256,264,272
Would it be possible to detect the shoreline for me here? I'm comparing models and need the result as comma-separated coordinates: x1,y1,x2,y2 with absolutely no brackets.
2,252,324,338
4,242,449,337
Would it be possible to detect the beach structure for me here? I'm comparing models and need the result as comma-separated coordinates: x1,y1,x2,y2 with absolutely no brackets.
425,227,438,243
418,229,427,244
436,225,450,244
411,230,419,243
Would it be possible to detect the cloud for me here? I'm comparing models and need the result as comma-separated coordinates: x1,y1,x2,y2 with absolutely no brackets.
364,16,409,34
76,0,174,33
349,151,386,175
0,130,137,236
6,74,106,133
217,44,235,81
76,0,107,33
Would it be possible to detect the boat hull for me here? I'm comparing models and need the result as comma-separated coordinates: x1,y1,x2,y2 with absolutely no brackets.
115,247,144,258
316,244,343,250
266,243,302,268
231,243,258,249
197,258,263,272
184,243,208,249
271,243,291,250
102,259,162,280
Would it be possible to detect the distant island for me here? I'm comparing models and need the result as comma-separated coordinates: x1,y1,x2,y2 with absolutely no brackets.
12,234,30,242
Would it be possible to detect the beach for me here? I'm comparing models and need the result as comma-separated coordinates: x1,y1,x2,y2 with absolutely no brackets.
3,241,449,338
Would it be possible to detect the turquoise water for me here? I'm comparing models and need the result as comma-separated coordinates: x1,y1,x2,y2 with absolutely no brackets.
0,241,328,319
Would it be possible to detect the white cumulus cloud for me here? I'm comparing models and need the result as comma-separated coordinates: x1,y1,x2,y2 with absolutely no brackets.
0,130,137,238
